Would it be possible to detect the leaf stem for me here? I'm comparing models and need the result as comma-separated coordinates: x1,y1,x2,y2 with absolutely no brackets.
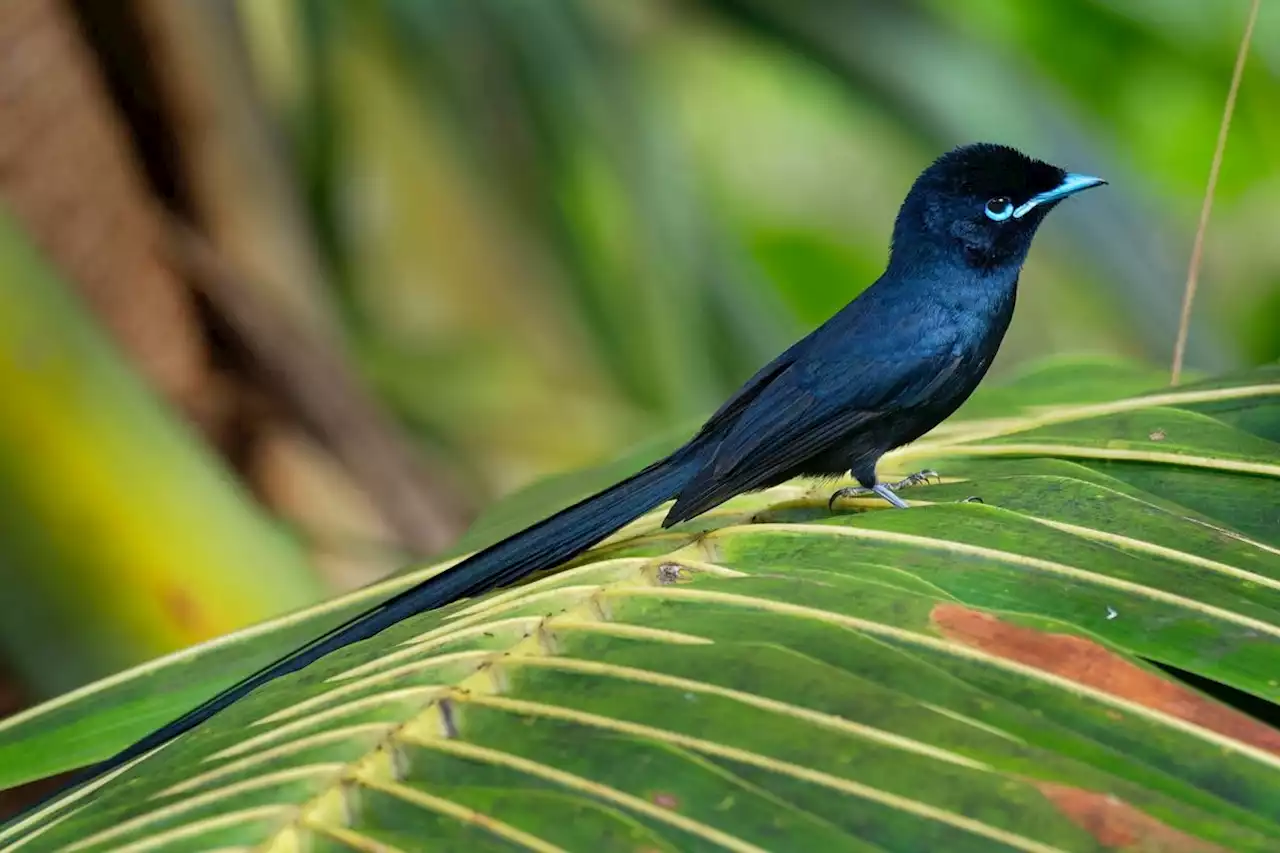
1170,0,1260,385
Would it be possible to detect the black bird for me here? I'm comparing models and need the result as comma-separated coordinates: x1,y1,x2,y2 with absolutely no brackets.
31,142,1105,807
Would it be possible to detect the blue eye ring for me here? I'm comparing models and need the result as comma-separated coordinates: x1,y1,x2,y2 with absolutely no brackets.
984,197,1014,221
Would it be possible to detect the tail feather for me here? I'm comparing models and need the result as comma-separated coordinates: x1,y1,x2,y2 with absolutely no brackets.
33,449,695,809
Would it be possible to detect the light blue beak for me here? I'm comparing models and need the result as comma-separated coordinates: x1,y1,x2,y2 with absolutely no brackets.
1013,172,1107,219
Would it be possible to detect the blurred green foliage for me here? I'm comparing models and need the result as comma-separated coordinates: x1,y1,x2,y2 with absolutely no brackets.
238,0,1280,500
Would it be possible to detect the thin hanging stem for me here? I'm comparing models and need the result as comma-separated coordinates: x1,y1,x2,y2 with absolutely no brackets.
1170,0,1261,385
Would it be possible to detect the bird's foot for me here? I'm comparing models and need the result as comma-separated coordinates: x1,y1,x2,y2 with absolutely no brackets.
887,469,940,490
827,470,939,511
827,485,870,510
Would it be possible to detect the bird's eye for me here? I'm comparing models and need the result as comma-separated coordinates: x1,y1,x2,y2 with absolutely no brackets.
984,197,1014,221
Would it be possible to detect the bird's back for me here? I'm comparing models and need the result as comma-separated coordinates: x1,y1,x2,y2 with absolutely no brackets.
663,267,1018,524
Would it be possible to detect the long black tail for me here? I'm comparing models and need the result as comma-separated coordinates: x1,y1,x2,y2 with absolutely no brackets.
29,448,696,812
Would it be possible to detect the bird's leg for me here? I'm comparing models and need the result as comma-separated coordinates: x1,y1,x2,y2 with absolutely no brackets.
871,484,909,509
827,469,940,511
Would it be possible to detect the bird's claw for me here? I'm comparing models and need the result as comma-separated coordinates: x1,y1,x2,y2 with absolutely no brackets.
828,485,871,511
888,469,940,489
828,469,941,510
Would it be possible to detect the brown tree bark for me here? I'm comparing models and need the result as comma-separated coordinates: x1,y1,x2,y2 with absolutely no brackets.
0,0,218,433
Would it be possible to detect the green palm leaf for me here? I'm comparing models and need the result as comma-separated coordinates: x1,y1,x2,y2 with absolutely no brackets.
3,360,1279,851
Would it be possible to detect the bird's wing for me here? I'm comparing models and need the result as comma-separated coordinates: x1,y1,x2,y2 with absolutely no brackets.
688,341,804,440
666,323,963,525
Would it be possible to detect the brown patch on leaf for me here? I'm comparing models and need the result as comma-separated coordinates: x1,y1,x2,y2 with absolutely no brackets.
1036,783,1226,852
656,563,684,585
932,605,1280,756
650,792,680,810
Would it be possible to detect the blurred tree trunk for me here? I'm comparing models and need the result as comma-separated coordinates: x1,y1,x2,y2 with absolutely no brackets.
0,0,214,429
0,0,314,695
0,0,470,715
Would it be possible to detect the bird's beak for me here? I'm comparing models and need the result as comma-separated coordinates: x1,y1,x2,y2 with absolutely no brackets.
1013,172,1107,219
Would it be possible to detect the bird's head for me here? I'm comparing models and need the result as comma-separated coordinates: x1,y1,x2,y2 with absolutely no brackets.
890,142,1105,273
